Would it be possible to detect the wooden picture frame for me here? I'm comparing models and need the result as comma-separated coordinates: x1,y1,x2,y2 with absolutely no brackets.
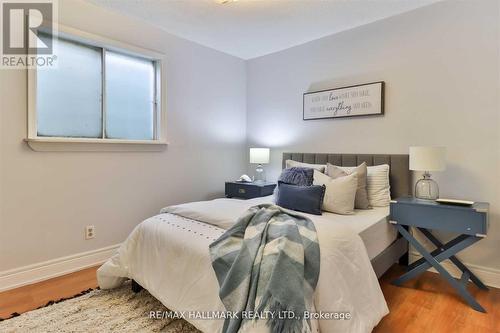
303,81,384,120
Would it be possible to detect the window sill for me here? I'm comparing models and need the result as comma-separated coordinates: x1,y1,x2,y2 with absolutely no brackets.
25,137,169,152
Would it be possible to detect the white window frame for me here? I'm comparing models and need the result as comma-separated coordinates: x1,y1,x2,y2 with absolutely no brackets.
27,24,168,152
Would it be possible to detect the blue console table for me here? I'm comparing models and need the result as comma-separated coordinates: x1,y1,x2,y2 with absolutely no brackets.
390,197,489,312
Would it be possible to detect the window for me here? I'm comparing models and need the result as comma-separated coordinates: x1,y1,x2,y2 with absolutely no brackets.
28,26,166,151
37,37,103,138
105,51,155,140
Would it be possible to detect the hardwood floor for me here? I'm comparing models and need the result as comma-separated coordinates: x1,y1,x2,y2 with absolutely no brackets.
0,264,498,332
0,266,99,319
374,265,500,333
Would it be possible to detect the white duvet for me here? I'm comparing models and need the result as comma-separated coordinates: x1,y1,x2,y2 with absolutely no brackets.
97,196,388,333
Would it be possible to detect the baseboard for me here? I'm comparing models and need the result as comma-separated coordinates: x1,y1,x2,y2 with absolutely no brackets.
0,244,120,292
409,251,500,289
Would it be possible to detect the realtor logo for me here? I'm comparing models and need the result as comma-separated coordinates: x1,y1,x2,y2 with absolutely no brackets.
1,0,57,68
2,1,53,54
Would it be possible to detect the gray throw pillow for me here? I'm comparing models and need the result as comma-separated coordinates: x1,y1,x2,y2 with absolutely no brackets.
278,167,314,186
327,162,371,209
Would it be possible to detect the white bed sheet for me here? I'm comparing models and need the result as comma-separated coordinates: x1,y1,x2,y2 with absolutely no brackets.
98,197,389,333
316,207,396,261
243,197,396,261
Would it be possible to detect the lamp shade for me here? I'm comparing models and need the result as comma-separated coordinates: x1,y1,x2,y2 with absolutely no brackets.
249,148,270,164
409,146,446,171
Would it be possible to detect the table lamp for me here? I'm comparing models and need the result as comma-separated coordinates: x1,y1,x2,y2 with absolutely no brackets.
249,148,270,182
410,146,446,200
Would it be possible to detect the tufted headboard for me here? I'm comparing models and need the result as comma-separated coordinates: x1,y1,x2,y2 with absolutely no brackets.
282,152,411,199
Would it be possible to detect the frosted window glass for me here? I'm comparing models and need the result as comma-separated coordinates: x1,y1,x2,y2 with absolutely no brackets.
37,37,102,138
105,51,155,140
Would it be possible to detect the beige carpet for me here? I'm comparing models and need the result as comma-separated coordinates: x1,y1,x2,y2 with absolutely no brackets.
0,282,202,333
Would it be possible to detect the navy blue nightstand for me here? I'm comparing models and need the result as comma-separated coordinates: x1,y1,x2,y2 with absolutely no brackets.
225,181,276,199
390,197,489,312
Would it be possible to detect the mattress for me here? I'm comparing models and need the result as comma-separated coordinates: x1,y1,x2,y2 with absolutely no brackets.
246,196,396,260
323,207,395,260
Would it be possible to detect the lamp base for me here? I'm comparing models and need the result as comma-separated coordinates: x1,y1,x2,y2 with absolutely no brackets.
254,164,266,183
415,172,439,200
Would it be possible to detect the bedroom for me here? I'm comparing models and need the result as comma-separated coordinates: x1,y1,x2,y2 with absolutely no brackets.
0,0,498,332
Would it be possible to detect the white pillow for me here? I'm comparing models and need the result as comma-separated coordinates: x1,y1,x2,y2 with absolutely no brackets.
285,160,326,173
339,164,390,207
313,170,358,215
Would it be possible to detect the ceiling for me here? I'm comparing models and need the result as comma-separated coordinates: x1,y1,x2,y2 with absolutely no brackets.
87,0,440,60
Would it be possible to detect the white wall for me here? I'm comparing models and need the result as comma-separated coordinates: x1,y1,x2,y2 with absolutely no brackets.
0,0,247,272
1,0,499,281
247,0,500,270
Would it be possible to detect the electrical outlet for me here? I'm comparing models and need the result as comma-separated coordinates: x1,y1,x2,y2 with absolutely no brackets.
85,225,95,240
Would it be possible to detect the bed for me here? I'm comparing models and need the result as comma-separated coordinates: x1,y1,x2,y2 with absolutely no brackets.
97,152,410,333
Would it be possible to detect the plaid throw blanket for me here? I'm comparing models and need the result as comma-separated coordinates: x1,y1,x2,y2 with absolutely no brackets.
209,204,320,333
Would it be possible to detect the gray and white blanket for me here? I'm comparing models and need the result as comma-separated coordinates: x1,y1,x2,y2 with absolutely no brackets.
209,204,320,333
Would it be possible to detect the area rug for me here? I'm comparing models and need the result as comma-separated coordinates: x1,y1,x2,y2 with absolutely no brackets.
0,282,201,333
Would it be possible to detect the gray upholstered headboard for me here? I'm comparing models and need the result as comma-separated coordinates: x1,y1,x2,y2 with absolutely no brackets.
282,153,411,199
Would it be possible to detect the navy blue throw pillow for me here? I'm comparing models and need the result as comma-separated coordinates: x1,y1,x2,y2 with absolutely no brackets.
278,167,314,186
276,182,326,215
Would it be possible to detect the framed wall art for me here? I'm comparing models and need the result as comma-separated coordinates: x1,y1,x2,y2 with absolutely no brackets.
303,81,384,120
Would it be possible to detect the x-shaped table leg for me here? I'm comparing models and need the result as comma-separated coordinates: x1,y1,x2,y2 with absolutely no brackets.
392,225,486,312
415,228,488,290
